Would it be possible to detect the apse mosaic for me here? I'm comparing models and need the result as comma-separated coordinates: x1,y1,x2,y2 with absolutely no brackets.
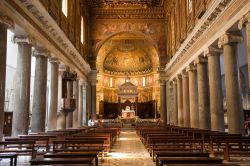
103,47,152,75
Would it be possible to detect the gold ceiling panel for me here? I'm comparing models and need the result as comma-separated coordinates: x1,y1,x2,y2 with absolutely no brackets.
87,0,163,9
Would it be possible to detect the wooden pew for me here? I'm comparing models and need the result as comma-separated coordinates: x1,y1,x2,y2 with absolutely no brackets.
52,140,105,154
154,151,209,166
223,138,250,161
44,152,99,166
65,136,110,152
157,157,223,166
208,136,248,157
0,153,17,166
146,135,192,148
87,128,119,143
30,157,96,165
0,140,36,158
150,138,204,156
5,136,53,153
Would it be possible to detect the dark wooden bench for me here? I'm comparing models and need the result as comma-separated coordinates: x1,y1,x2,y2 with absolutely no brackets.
154,151,209,166
223,138,250,161
150,139,204,156
44,152,99,166
157,157,223,166
30,157,96,165
0,153,17,166
5,136,52,153
147,136,193,148
53,140,105,151
143,133,183,145
87,129,118,143
0,140,36,158
66,136,111,152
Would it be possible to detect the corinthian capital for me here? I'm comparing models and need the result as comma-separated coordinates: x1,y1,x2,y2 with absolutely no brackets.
195,56,207,64
88,70,98,86
238,11,250,30
12,35,35,45
158,79,166,85
49,57,60,64
0,12,14,29
186,64,196,72
203,46,222,57
33,48,50,58
218,33,243,48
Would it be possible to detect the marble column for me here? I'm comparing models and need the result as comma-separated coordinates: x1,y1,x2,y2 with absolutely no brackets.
12,36,34,137
205,47,225,132
166,81,171,124
82,85,87,126
91,83,97,120
57,70,65,130
0,13,13,140
218,33,244,134
48,58,59,131
86,83,91,123
89,70,98,121
160,79,167,123
172,79,178,126
78,83,83,127
73,79,79,128
187,65,199,128
196,57,211,130
239,12,250,94
182,72,190,127
66,81,73,128
177,75,184,126
31,49,48,132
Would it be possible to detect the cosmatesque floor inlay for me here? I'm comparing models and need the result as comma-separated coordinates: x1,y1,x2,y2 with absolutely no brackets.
100,128,154,166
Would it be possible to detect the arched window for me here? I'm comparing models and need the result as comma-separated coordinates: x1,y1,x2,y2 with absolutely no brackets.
187,0,193,14
62,0,68,17
142,77,146,87
81,16,85,44
109,77,113,87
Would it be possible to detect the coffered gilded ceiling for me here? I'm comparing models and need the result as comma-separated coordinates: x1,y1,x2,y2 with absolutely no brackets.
87,0,164,9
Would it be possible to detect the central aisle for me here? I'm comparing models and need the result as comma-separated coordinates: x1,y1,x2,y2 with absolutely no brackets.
102,128,154,166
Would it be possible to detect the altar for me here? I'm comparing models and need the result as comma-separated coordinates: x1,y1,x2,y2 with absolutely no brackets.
122,109,135,119
118,76,138,121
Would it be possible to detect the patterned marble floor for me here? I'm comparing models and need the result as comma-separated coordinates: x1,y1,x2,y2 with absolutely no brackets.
1,128,250,166
101,127,155,166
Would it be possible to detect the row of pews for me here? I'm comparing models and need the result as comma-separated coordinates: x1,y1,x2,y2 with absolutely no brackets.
0,126,121,165
136,124,250,166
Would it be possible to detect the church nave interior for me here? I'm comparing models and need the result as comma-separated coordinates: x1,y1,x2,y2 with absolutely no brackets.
0,0,250,165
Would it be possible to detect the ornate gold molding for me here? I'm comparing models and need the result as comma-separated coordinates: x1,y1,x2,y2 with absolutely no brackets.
93,9,165,19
